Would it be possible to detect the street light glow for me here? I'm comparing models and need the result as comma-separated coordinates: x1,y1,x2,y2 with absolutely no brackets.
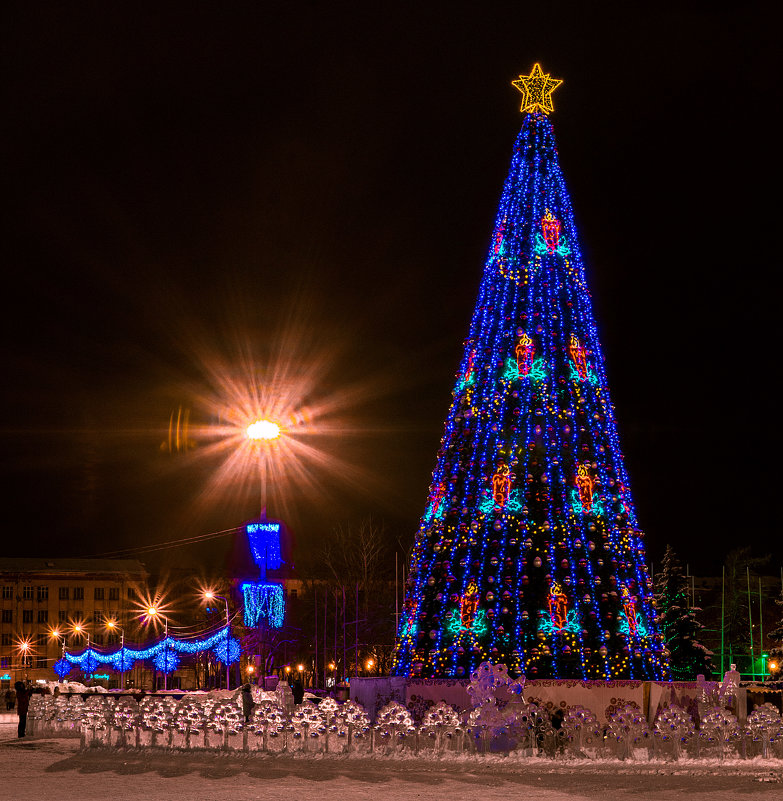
246,419,281,440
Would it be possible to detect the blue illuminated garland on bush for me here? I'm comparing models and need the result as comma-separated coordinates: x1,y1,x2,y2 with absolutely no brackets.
61,626,233,675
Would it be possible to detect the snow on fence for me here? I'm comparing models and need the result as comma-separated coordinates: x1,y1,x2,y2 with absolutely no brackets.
27,693,783,761
26,665,783,762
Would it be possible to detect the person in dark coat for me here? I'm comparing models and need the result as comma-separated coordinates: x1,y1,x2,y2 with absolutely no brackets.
14,681,31,738
241,684,255,722
292,678,304,705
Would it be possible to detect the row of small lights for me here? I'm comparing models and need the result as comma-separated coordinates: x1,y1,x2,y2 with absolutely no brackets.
15,589,228,657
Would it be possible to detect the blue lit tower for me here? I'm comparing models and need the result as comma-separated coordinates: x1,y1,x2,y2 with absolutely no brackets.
392,65,666,680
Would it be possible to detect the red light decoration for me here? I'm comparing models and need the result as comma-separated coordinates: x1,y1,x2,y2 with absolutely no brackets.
492,462,513,508
575,463,594,512
515,333,535,377
547,582,569,630
464,349,476,383
494,217,507,255
460,581,479,628
569,333,589,380
622,587,638,637
541,210,561,253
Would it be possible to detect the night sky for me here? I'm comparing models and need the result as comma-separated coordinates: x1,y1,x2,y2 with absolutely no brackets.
2,5,778,575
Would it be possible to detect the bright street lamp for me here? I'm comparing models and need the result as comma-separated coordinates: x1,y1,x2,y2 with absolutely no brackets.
18,639,31,678
203,590,231,690
246,420,281,440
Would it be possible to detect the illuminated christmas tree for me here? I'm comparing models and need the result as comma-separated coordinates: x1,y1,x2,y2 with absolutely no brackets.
392,65,666,680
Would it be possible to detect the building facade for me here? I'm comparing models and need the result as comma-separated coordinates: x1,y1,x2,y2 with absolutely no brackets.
0,558,147,689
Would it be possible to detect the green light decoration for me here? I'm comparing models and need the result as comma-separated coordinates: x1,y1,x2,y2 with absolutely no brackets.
568,362,598,385
501,357,547,383
444,607,489,641
538,608,581,636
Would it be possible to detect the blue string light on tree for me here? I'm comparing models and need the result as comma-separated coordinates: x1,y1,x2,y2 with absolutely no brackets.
391,64,665,681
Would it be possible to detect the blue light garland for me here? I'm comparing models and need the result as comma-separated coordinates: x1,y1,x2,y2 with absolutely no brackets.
242,582,285,628
246,522,282,571
61,626,233,676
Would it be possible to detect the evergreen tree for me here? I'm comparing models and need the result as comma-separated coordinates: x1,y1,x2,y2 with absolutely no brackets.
392,65,665,681
722,547,769,661
654,545,712,679
769,589,783,680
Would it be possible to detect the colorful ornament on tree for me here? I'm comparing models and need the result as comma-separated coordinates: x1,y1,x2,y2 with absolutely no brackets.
619,586,649,638
541,210,560,252
492,462,514,508
538,581,580,635
621,587,638,637
461,581,480,628
534,211,571,256
515,333,535,377
575,464,595,512
494,217,508,255
569,333,589,381
547,582,569,629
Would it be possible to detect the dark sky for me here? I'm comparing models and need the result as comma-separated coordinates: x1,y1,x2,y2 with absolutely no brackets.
1,4,778,575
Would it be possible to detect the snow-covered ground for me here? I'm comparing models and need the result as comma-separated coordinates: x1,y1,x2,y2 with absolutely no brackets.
1,721,781,801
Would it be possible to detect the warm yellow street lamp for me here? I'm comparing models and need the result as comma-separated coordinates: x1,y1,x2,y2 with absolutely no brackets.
246,420,281,440
18,639,31,679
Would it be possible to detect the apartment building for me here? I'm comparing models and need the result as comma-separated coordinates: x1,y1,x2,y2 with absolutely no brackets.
0,558,147,688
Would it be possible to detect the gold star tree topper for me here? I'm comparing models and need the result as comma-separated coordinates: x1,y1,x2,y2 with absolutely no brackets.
512,63,563,114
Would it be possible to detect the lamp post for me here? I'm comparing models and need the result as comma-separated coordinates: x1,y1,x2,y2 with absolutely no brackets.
147,607,169,691
72,623,91,680
49,629,66,682
106,620,125,690
204,591,231,691
18,640,31,681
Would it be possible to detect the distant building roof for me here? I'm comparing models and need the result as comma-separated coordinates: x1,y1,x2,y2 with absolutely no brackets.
0,558,147,577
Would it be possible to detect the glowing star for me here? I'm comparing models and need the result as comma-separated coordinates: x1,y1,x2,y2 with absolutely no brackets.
511,63,563,115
